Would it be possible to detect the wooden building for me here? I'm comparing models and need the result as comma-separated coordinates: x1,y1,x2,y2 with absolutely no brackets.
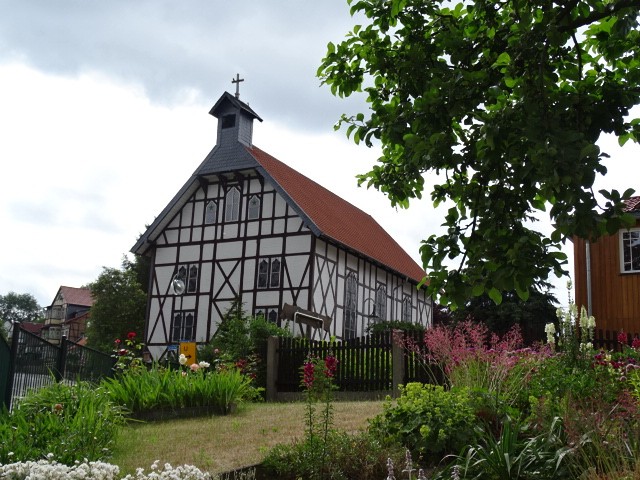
42,286,93,344
573,196,640,338
131,91,433,360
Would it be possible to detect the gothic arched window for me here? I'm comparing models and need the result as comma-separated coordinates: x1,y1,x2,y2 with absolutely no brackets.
225,187,241,222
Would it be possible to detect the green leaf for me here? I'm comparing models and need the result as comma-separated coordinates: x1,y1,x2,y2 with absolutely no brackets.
488,288,503,305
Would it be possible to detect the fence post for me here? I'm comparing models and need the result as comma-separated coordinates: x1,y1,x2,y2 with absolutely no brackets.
4,324,21,410
55,335,68,382
391,329,404,398
265,336,279,402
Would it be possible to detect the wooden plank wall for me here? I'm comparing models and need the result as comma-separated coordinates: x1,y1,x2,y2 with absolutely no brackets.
573,221,640,335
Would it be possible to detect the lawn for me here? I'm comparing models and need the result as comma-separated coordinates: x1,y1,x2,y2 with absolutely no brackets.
110,400,385,476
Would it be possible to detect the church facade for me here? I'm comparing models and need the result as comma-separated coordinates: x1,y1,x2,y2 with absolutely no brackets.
132,91,432,360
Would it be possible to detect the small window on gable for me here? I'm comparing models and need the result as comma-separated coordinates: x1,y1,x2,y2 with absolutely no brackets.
620,228,640,273
225,187,241,222
401,296,412,323
221,114,236,129
248,195,261,220
205,201,217,224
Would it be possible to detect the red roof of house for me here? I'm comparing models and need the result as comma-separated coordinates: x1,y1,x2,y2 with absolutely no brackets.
59,286,94,307
20,322,46,335
249,146,426,283
623,196,640,212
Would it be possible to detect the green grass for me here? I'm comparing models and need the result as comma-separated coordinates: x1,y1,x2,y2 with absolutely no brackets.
110,400,384,476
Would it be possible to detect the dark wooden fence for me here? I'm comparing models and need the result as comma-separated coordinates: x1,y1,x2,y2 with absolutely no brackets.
593,328,639,351
2,324,116,410
270,330,437,399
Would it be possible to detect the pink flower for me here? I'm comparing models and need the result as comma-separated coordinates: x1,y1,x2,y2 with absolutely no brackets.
632,337,640,350
303,361,315,389
324,355,338,378
114,339,121,345
190,363,200,372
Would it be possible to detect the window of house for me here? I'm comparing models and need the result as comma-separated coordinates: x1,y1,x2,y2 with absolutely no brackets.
172,311,196,342
248,195,261,220
205,200,217,224
256,307,279,325
225,186,241,222
374,285,387,321
401,296,412,323
344,272,358,339
257,258,281,289
175,264,199,294
620,228,640,273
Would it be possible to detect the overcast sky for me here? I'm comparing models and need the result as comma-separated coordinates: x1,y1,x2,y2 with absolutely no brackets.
0,1,637,309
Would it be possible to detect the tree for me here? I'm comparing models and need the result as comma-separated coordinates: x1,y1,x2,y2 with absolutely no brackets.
85,261,147,352
0,292,43,325
436,288,559,344
319,0,640,307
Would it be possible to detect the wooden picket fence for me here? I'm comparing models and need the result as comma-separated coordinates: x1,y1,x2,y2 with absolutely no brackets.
271,331,436,398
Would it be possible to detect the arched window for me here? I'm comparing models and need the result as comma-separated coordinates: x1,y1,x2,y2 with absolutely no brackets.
248,195,261,220
257,259,269,288
205,200,217,224
257,257,282,289
375,285,387,321
401,296,412,323
188,265,198,293
225,186,241,222
172,311,196,342
344,272,358,339
270,259,281,288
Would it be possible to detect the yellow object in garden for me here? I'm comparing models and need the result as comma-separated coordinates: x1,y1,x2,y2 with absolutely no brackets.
179,342,196,365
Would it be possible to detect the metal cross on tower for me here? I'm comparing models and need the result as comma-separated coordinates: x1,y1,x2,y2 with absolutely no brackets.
232,73,244,99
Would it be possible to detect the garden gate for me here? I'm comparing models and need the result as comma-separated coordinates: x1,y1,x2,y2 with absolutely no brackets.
1,324,116,410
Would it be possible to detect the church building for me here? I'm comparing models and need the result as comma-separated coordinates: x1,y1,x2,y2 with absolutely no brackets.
131,88,432,360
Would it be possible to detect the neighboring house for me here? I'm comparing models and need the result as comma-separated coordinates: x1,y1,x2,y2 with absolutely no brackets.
132,91,433,360
573,195,640,337
42,286,93,344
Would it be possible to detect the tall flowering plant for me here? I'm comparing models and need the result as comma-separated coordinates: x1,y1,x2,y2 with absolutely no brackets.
112,332,145,373
300,353,338,480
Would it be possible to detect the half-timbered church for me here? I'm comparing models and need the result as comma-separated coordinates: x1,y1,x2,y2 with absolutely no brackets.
132,88,433,360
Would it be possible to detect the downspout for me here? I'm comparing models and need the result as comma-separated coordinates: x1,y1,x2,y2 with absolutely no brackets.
585,240,592,316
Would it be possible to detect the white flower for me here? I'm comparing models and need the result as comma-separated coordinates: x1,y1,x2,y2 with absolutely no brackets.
198,361,210,369
178,354,187,365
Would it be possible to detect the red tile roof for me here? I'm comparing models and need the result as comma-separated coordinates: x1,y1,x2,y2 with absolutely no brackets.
248,146,426,283
623,196,640,212
59,286,94,307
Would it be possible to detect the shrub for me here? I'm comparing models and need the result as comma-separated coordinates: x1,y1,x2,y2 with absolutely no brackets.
368,383,479,463
262,430,405,480
101,364,256,416
0,381,125,465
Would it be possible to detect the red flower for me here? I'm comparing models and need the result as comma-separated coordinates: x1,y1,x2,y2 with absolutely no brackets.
303,361,315,389
632,337,640,350
127,332,136,340
118,349,128,356
618,331,628,345
324,355,338,378
114,339,121,345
